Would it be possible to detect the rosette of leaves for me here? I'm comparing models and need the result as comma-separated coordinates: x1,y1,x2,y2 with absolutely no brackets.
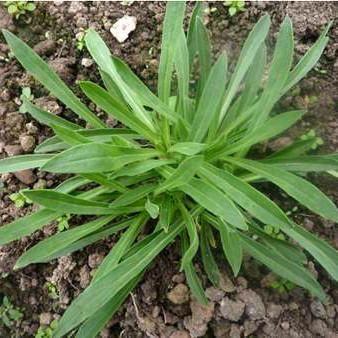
5,1,36,20
1,2,337,337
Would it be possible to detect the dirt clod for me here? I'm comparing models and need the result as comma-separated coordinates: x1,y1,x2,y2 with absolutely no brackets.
219,297,245,322
167,284,189,305
238,289,266,320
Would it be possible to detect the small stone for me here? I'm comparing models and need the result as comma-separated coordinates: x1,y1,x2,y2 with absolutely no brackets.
229,324,241,338
39,312,52,326
238,289,266,320
310,319,328,336
5,144,22,156
110,15,137,43
205,287,225,302
81,58,93,68
219,272,236,293
34,97,62,115
310,300,326,319
26,122,38,134
152,305,160,318
262,323,276,335
5,112,24,128
308,261,318,279
33,179,47,189
76,17,87,28
68,1,85,14
78,265,91,288
19,135,35,152
267,303,283,319
244,320,258,336
183,317,207,337
169,330,190,338
88,252,104,269
269,136,292,152
236,276,248,291
184,299,214,337
33,40,56,56
325,304,336,318
281,321,290,330
14,170,36,185
219,297,245,322
190,298,214,323
49,58,75,82
303,218,315,230
167,283,189,304
172,273,185,284
289,302,299,311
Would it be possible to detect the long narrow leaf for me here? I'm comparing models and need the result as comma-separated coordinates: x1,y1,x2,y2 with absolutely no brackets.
218,15,271,122
85,29,155,131
178,201,199,271
158,2,186,103
42,143,158,173
225,157,338,223
15,216,114,269
190,53,227,142
0,154,54,173
2,30,105,128
240,234,325,300
156,156,204,194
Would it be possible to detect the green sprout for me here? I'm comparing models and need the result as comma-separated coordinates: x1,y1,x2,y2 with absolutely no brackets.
75,31,86,52
56,215,71,232
0,296,23,328
5,1,36,20
224,0,245,17
44,282,59,300
269,276,296,294
300,129,323,150
35,320,59,338
19,87,34,114
9,191,32,208
263,224,286,240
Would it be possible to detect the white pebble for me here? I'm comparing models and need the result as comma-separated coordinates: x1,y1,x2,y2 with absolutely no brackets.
110,15,137,43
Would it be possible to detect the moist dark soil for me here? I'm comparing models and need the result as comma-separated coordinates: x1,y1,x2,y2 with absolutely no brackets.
0,2,337,338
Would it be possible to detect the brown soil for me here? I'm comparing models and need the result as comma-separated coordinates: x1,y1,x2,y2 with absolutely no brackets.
0,2,337,338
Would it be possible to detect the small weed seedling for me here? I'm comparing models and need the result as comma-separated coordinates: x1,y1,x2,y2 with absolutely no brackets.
0,2,337,337
5,1,36,20
9,191,32,208
300,129,323,150
224,0,246,17
35,319,59,338
19,87,34,114
269,276,296,294
0,296,23,328
45,282,59,300
56,215,70,232
75,31,86,52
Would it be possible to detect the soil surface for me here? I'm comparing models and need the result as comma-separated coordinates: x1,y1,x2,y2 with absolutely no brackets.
0,1,337,338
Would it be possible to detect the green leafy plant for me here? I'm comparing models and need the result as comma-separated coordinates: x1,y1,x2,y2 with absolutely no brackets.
75,31,86,52
19,86,34,113
0,2,337,337
35,319,59,338
9,190,32,208
44,282,59,300
300,129,323,150
269,276,296,294
5,1,36,20
56,214,71,232
0,296,23,328
224,0,245,17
